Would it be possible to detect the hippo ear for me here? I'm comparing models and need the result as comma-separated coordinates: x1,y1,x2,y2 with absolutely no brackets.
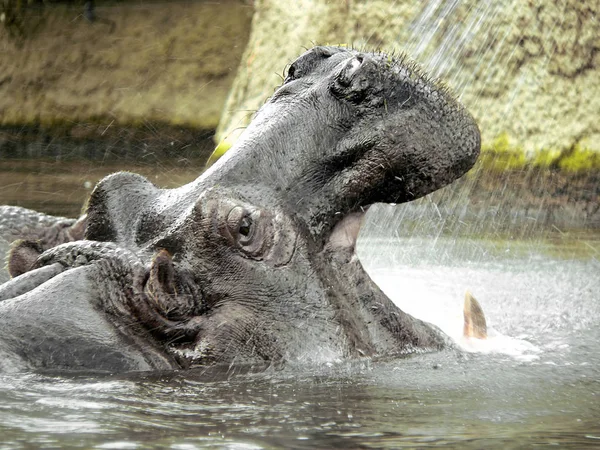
143,249,196,321
145,249,177,308
68,214,88,241
7,240,44,278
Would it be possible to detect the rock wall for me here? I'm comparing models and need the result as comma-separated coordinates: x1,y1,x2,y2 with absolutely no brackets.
217,0,600,163
0,0,253,131
1,0,597,228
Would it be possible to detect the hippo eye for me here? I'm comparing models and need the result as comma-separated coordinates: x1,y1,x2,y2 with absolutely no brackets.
226,207,256,245
225,206,271,259
239,216,252,237
226,207,252,242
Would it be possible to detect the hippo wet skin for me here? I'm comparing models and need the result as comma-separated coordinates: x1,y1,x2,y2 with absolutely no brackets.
0,46,480,373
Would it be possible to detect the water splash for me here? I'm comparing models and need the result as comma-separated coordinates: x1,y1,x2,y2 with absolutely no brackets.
356,203,599,361
364,265,542,361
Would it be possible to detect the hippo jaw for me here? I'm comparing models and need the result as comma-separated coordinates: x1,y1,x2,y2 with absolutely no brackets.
87,46,480,254
127,190,348,368
134,194,354,367
84,201,445,370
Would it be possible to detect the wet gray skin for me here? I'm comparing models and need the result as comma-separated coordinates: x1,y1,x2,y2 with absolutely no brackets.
0,46,480,373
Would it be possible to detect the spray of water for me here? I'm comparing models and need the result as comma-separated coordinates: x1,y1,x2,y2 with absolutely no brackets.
358,0,599,360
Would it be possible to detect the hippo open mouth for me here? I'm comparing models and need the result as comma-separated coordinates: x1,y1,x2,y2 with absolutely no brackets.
0,46,480,373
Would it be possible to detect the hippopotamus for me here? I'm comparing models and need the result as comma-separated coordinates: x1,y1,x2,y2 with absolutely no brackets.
0,46,480,373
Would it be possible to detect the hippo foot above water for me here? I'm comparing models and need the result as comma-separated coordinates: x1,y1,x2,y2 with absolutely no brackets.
0,46,480,373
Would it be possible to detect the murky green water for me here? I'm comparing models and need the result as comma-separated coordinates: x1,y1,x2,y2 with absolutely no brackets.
0,161,599,448
0,158,204,217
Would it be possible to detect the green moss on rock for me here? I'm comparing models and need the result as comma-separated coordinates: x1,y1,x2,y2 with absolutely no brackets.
554,146,600,172
479,134,527,172
480,132,600,173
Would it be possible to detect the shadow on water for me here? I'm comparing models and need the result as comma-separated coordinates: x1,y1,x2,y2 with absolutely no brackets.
0,157,207,217
1,347,599,448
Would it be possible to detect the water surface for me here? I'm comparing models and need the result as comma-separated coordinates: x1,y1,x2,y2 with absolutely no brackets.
0,162,599,449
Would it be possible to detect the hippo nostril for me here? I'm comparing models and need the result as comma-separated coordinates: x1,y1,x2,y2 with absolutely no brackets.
336,56,363,88
349,54,365,70
348,57,362,73
332,54,372,100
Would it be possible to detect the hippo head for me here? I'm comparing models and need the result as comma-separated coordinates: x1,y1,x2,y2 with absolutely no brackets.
1,47,480,372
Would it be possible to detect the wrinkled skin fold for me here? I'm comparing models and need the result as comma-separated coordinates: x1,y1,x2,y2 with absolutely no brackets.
0,46,480,373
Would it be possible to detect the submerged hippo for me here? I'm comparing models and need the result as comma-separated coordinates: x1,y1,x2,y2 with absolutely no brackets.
0,46,480,373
